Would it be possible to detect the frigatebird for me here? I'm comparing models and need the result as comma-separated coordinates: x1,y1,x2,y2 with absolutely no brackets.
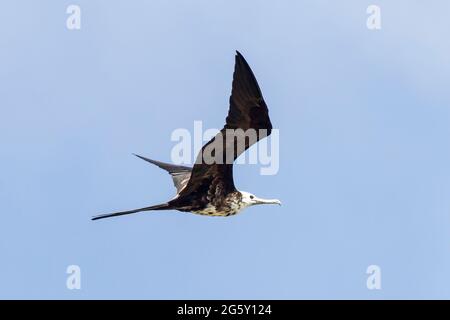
93,51,280,220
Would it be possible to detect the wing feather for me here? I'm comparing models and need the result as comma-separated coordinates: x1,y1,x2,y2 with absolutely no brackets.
176,51,272,201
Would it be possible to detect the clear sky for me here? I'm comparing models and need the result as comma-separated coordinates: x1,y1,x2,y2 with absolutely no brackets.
1,1,450,299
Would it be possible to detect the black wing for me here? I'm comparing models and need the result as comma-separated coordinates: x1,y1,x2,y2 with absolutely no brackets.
174,51,272,204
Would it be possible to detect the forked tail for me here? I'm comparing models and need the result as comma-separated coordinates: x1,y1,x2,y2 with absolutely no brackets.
92,203,171,221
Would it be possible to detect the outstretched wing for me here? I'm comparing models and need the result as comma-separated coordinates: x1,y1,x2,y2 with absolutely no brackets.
134,154,192,193
224,51,272,134
176,51,272,202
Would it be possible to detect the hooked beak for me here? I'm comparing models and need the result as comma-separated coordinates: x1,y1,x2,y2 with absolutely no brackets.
254,198,282,206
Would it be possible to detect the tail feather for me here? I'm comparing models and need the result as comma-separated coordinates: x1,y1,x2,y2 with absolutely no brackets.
92,203,170,221
133,154,191,174
133,154,192,193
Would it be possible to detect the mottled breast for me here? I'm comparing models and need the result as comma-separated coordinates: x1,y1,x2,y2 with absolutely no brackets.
192,191,244,217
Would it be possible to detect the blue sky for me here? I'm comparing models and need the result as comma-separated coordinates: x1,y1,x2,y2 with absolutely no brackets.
1,0,450,299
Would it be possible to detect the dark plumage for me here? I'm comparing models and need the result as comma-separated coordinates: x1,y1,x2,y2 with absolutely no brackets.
93,51,280,221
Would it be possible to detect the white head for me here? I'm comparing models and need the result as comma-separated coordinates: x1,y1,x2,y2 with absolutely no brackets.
239,191,281,208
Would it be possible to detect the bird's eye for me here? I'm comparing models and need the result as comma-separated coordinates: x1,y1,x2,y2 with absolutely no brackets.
250,195,254,199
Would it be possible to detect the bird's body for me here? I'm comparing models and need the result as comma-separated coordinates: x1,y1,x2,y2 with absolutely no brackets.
93,51,280,221
188,192,244,217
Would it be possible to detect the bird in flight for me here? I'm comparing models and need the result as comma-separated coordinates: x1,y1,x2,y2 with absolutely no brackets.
93,51,280,220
